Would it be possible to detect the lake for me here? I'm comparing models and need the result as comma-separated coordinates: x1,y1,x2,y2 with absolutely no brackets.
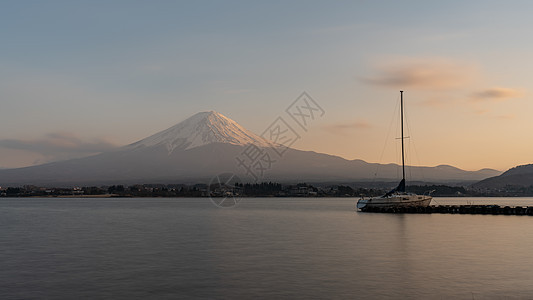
2,197,533,299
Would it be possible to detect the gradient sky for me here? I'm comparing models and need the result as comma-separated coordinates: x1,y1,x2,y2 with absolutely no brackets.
1,1,532,171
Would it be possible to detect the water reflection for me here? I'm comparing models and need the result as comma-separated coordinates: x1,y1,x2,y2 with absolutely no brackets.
1,197,533,299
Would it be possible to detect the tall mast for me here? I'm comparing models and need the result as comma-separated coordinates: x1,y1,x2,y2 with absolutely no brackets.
400,91,405,182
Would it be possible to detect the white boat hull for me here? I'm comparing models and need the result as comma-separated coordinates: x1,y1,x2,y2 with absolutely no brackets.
357,194,432,210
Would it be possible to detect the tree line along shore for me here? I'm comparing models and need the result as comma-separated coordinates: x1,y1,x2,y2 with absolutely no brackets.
1,182,531,197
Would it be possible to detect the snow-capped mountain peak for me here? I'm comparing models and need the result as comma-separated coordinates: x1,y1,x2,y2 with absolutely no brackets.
129,111,273,153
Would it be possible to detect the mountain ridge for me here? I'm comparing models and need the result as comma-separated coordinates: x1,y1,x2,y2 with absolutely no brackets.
472,164,533,189
0,111,501,186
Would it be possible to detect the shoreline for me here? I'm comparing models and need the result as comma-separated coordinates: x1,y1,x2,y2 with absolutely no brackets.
2,195,533,199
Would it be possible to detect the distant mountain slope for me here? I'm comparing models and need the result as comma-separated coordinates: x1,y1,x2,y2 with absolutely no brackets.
0,111,501,186
472,164,533,189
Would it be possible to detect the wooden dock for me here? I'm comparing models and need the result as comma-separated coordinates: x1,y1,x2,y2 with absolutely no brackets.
360,205,533,215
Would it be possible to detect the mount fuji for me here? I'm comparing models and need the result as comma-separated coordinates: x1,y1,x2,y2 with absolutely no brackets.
0,111,500,186
128,111,274,153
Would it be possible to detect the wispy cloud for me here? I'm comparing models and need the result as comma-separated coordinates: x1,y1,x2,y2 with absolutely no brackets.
0,132,118,163
494,114,515,120
471,111,516,121
473,109,489,115
362,58,477,90
471,87,524,101
323,121,372,135
420,31,472,43
313,23,367,34
223,89,254,94
417,96,459,108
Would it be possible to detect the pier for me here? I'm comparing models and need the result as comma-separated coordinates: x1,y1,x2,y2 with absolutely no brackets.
360,205,533,216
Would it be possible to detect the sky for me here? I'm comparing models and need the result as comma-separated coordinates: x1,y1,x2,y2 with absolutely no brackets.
1,0,532,171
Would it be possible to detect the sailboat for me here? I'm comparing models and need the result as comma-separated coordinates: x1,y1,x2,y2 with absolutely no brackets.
357,91,432,211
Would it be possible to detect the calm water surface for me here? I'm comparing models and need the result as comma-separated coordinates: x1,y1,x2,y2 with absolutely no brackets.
2,197,533,299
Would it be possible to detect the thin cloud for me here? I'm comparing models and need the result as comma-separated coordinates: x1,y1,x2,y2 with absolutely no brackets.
323,121,372,135
473,109,489,115
421,32,471,42
417,97,459,108
0,132,117,158
363,58,477,90
495,114,515,120
470,110,515,120
471,87,524,101
223,89,254,94
313,24,366,34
